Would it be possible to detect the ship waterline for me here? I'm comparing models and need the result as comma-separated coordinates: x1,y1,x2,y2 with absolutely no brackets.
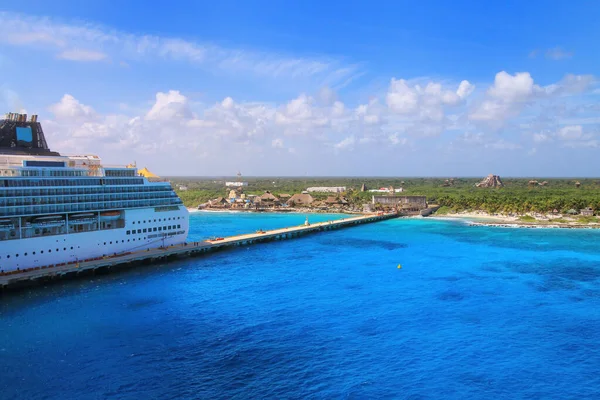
0,112,189,272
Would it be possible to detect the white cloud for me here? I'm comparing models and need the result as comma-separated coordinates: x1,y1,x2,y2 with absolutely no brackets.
146,90,193,121
385,78,473,114
545,47,573,60
556,125,583,141
317,87,337,105
35,65,600,174
533,133,552,143
545,74,595,95
562,140,599,148
56,49,108,62
386,79,419,114
331,101,345,117
49,94,97,120
470,72,596,125
457,80,475,99
487,71,540,102
334,136,355,151
388,133,408,146
0,12,360,86
486,139,522,150
529,47,573,60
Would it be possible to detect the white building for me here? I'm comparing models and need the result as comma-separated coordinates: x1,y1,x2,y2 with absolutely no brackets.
368,187,404,193
225,181,249,187
178,185,188,191
306,187,346,193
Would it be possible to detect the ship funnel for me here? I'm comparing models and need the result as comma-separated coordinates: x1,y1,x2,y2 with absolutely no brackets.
30,114,38,122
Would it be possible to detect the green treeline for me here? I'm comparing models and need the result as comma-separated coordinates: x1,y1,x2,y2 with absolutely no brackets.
168,176,600,214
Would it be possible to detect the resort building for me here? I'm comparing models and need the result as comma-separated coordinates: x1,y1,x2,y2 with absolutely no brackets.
581,207,595,217
368,187,404,193
372,195,427,213
306,187,346,193
226,182,248,187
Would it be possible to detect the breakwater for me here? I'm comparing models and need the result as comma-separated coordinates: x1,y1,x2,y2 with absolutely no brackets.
0,212,397,293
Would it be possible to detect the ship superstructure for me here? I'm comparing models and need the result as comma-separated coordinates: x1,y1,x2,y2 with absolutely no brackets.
0,112,189,272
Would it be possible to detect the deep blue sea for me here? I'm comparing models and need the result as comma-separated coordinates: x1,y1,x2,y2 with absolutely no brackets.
2,212,600,399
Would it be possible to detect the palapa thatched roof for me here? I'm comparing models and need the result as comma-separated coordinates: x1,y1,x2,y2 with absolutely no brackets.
287,193,314,205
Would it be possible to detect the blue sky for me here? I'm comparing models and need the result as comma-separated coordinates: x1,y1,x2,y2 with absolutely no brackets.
0,1,599,176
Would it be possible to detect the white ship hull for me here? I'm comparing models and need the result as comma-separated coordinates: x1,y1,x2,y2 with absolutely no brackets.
0,206,189,272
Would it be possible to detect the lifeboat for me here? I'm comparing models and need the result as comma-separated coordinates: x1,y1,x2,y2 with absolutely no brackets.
0,219,14,230
99,211,121,220
70,213,95,219
32,215,65,227
33,215,64,222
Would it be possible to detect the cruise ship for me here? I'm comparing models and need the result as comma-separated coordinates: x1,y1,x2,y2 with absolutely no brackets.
0,112,189,273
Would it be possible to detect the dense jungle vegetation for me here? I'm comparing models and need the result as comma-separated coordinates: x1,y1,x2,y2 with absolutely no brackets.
167,177,600,214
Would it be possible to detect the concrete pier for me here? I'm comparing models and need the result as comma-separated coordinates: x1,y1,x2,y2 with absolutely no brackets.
0,213,397,293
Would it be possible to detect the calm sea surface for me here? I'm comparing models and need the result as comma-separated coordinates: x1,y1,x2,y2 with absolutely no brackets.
1,212,600,399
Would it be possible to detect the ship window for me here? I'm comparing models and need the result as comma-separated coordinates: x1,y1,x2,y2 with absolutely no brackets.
56,249,59,252
158,227,162,231
137,229,141,234
6,255,9,258
33,252,35,255
132,221,135,224
48,250,51,253
24,253,27,256
70,247,73,250
153,227,157,232
126,230,130,235
177,225,181,229
15,254,18,257
110,242,112,245
104,242,106,245
41,251,43,254
64,248,66,251
143,229,147,233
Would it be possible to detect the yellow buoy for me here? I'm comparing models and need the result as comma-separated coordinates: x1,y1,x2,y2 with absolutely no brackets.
397,264,402,269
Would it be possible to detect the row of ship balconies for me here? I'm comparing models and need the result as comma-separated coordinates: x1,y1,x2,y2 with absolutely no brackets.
0,197,183,217
0,191,178,206
0,177,146,188
0,185,174,197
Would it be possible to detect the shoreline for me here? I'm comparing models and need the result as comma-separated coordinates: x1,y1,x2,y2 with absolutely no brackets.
187,207,600,230
187,207,364,215
430,211,600,229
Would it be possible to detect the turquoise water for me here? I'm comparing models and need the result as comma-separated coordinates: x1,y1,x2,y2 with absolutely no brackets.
1,213,600,399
